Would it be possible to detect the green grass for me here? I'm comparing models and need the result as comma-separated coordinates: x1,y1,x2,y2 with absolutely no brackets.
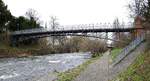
113,51,150,81
111,48,122,60
57,55,102,81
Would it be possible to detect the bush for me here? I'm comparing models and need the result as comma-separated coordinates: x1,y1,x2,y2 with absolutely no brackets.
91,53,101,58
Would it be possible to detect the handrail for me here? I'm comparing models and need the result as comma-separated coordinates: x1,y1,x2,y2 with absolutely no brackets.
10,24,135,35
11,27,143,35
112,33,145,66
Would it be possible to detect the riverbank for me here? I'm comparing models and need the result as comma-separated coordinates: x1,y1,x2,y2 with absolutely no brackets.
73,52,109,81
0,42,104,58
0,48,54,58
112,50,150,81
0,33,107,58
0,42,54,58
57,53,103,81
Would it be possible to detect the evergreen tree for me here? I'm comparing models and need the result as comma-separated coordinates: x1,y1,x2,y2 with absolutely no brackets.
8,16,29,31
8,15,41,31
0,0,12,32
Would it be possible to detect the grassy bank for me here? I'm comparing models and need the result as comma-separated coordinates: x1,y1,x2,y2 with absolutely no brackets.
111,48,122,60
57,55,102,81
113,51,150,81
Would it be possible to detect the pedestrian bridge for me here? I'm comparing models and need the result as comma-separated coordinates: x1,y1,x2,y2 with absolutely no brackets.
10,23,145,46
11,24,144,36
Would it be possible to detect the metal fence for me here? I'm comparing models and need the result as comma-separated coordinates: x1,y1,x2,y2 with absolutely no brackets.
112,33,145,66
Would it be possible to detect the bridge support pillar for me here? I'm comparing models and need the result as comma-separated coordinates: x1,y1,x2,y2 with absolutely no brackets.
134,16,144,37
105,32,108,45
10,36,18,47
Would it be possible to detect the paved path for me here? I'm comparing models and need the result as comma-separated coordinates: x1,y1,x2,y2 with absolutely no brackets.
74,43,146,81
74,52,110,81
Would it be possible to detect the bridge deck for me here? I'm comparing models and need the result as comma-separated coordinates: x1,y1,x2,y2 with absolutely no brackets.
11,27,144,37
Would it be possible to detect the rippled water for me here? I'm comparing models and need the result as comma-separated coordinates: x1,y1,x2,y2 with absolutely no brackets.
0,52,91,81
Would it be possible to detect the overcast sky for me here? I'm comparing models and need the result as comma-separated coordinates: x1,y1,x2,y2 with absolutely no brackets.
3,0,130,26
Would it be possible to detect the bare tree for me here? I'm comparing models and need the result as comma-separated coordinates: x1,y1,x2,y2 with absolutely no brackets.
113,18,120,42
50,16,59,30
49,16,59,47
25,9,41,26
128,0,148,18
112,19,131,47
49,16,66,47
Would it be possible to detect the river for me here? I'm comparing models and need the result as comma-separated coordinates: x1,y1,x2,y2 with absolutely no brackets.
0,52,91,81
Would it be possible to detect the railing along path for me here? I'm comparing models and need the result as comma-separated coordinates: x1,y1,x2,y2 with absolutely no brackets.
112,33,145,66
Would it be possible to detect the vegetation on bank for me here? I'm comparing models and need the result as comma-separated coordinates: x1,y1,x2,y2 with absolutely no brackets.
0,36,107,58
57,54,102,81
113,51,150,81
111,48,122,60
0,41,54,57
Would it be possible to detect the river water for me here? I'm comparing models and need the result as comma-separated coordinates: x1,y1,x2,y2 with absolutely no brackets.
0,52,91,81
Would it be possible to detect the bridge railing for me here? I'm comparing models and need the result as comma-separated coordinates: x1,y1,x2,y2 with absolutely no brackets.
59,24,133,30
112,33,145,66
11,24,134,35
12,28,47,35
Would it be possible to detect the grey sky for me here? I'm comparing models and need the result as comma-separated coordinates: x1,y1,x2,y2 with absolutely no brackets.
3,0,130,25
